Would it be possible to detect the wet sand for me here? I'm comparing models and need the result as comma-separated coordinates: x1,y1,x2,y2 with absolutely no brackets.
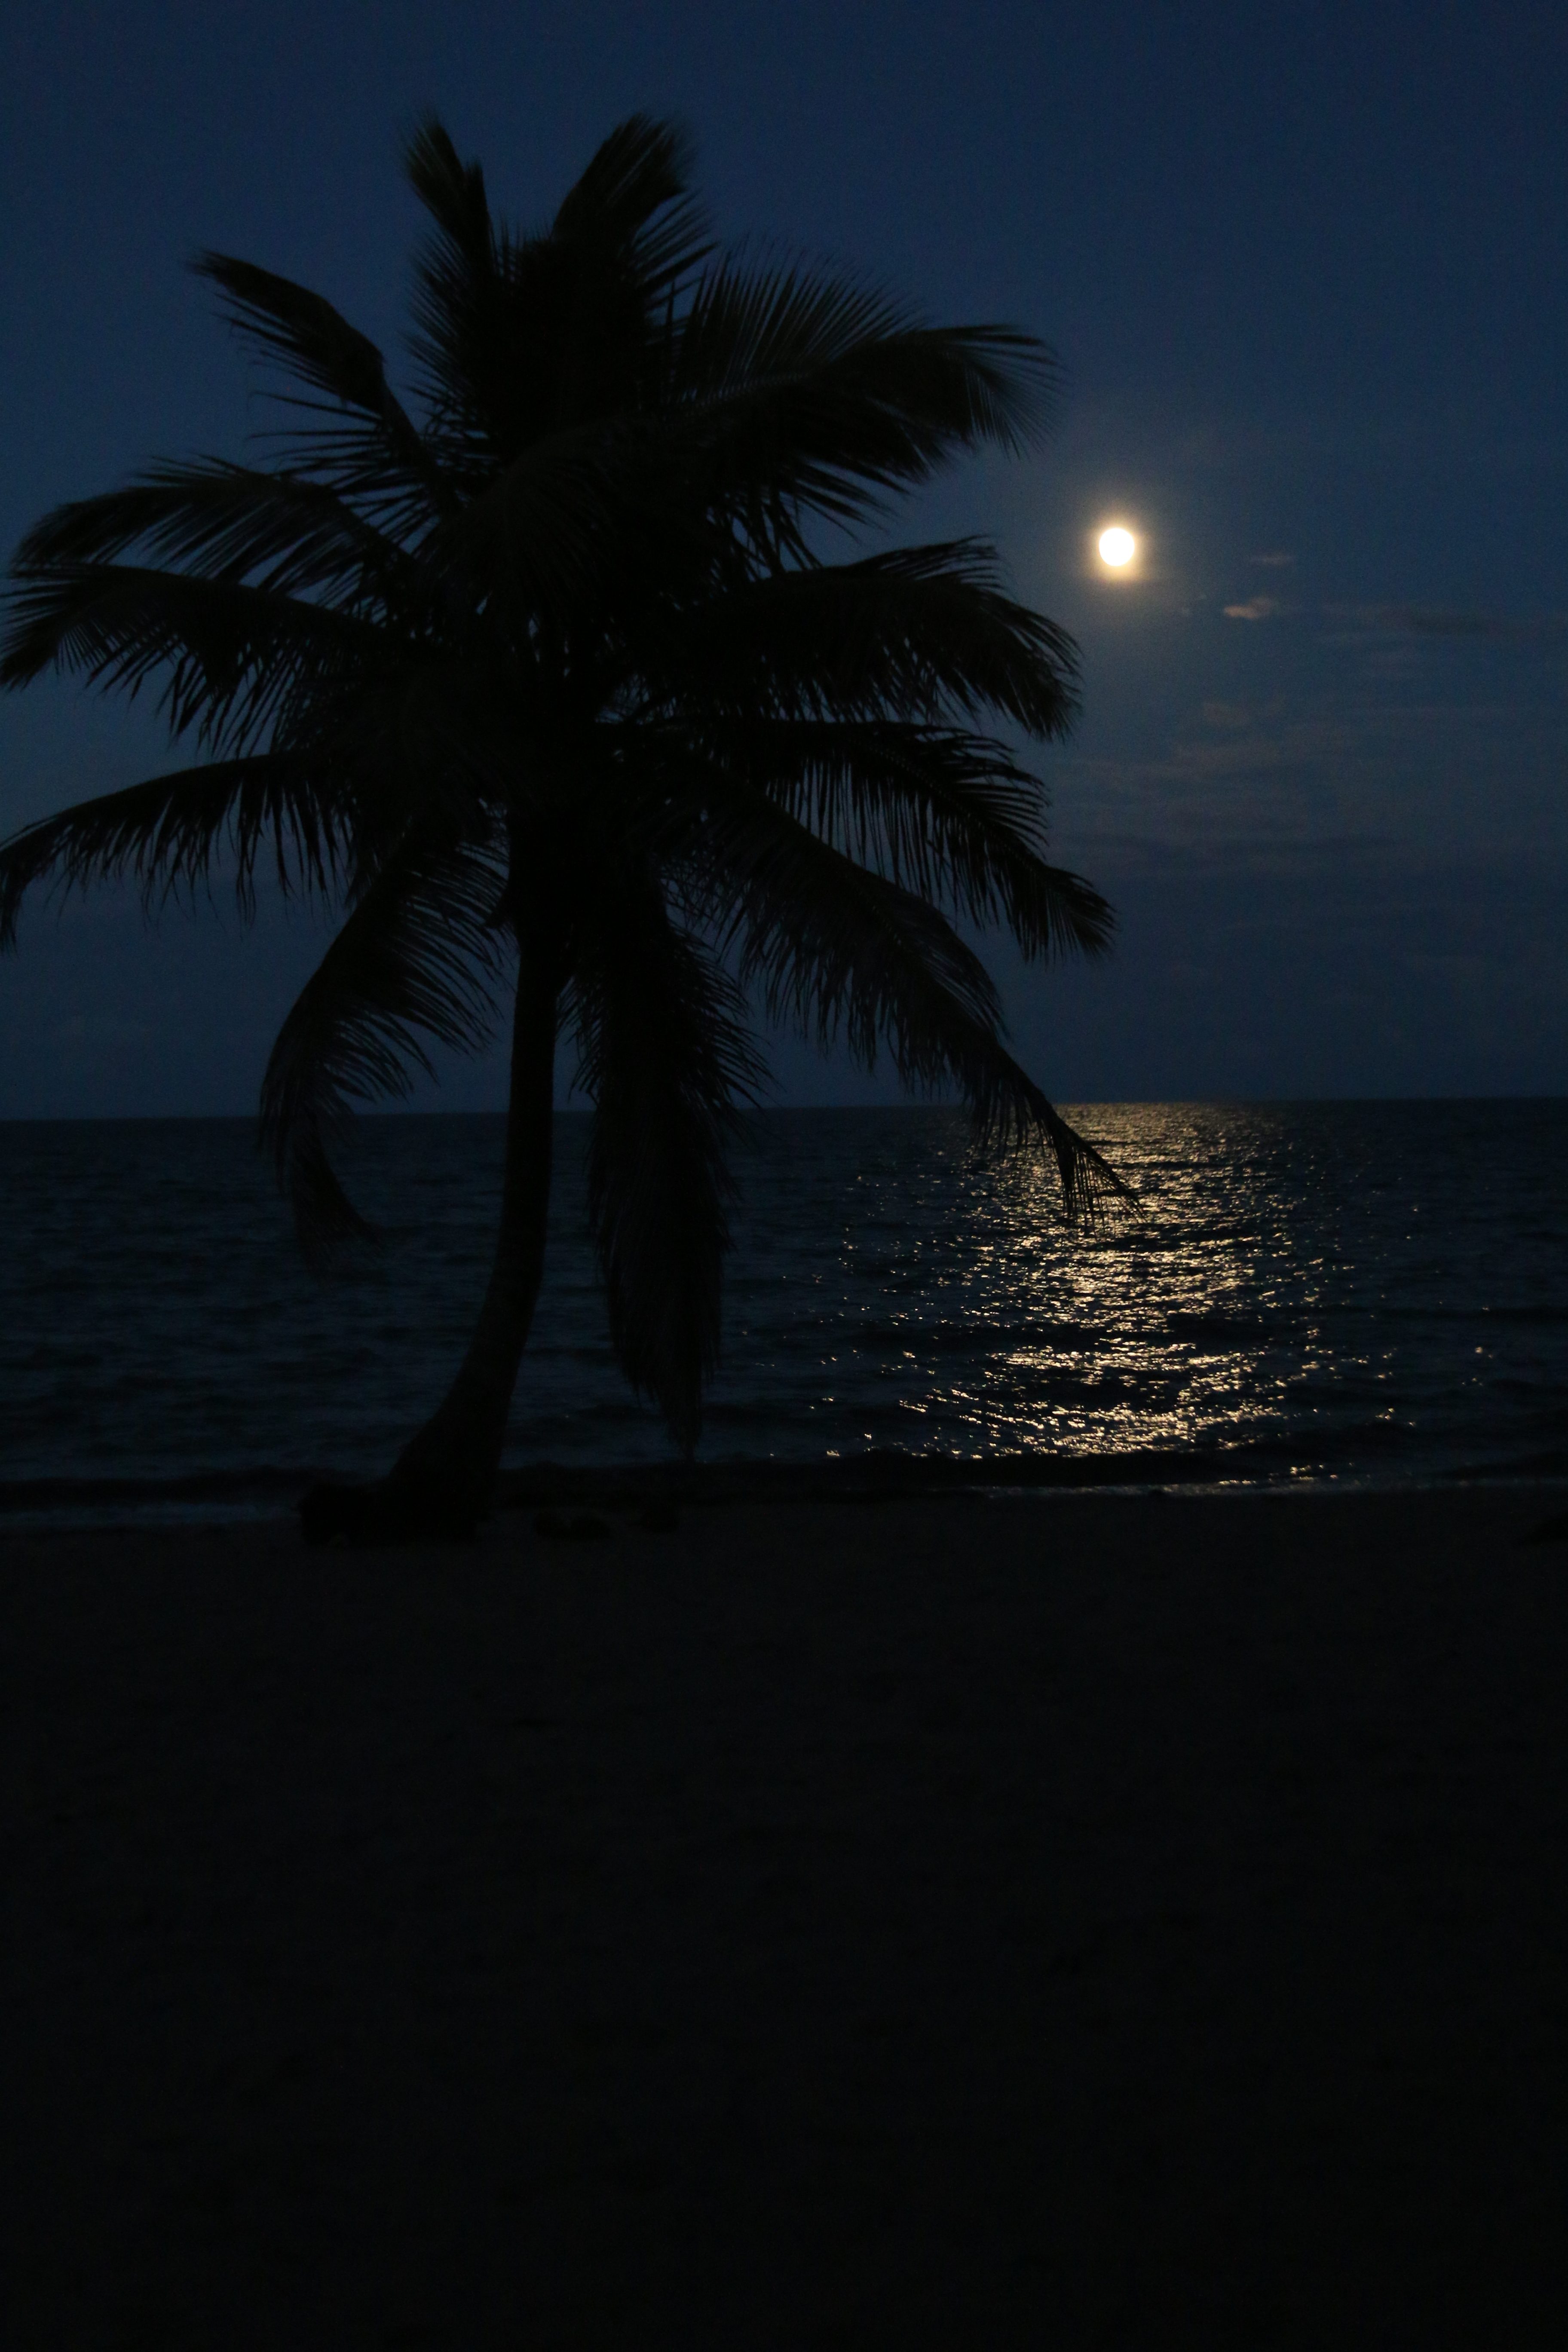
6,1485,1567,2346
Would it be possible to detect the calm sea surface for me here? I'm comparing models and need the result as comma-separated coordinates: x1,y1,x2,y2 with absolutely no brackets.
1,1103,1565,1518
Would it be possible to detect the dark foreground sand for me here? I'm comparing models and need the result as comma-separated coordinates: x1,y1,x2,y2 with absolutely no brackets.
5,1485,1567,2348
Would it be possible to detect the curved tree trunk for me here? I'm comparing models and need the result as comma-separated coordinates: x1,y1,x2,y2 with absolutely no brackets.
300,930,562,1544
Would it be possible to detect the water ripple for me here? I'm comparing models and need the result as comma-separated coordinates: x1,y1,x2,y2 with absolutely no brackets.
1,1101,1565,1495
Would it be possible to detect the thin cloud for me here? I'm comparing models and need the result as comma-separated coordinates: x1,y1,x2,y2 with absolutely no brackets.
1324,602,1568,640
1051,690,1568,875
1250,551,1296,567
1223,596,1283,621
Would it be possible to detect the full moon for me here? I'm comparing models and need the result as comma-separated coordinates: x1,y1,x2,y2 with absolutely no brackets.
1098,526,1136,568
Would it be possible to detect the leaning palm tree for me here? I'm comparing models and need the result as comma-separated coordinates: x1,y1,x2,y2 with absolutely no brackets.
0,116,1121,1537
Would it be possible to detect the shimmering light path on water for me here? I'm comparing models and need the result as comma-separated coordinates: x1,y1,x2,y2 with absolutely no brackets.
1,1103,1564,1507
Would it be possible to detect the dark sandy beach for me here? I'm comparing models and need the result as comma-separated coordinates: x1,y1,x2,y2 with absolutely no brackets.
6,1484,1567,2347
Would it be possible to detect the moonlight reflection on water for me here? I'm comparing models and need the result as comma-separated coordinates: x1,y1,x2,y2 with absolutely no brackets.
1,1102,1564,1501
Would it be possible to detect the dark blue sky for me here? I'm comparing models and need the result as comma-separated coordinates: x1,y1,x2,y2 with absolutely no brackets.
2,1,1564,1113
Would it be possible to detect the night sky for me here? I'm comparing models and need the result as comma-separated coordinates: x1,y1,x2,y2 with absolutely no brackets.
2,1,1564,1116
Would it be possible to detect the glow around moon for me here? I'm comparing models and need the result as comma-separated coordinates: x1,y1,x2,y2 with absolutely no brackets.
1098,526,1136,568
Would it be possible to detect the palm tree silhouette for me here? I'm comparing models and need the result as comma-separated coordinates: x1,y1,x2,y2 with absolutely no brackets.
0,117,1122,1537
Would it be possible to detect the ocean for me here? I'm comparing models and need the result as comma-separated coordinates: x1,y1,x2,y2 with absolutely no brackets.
1,1102,1564,1521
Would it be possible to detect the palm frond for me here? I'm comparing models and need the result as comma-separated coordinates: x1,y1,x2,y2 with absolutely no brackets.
551,113,712,297
193,253,453,518
1,563,392,751
654,717,1112,961
260,825,509,1254
405,117,497,277
572,867,765,1448
0,753,346,947
402,118,512,472
406,118,707,494
667,261,1063,524
696,794,1126,1219
424,424,609,613
9,462,422,609
644,540,1079,735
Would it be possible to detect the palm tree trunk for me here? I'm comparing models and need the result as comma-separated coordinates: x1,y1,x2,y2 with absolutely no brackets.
300,932,561,1543
388,934,561,1531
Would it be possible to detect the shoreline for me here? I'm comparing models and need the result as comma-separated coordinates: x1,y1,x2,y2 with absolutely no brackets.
8,1484,1568,2343
4,1447,1568,1535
